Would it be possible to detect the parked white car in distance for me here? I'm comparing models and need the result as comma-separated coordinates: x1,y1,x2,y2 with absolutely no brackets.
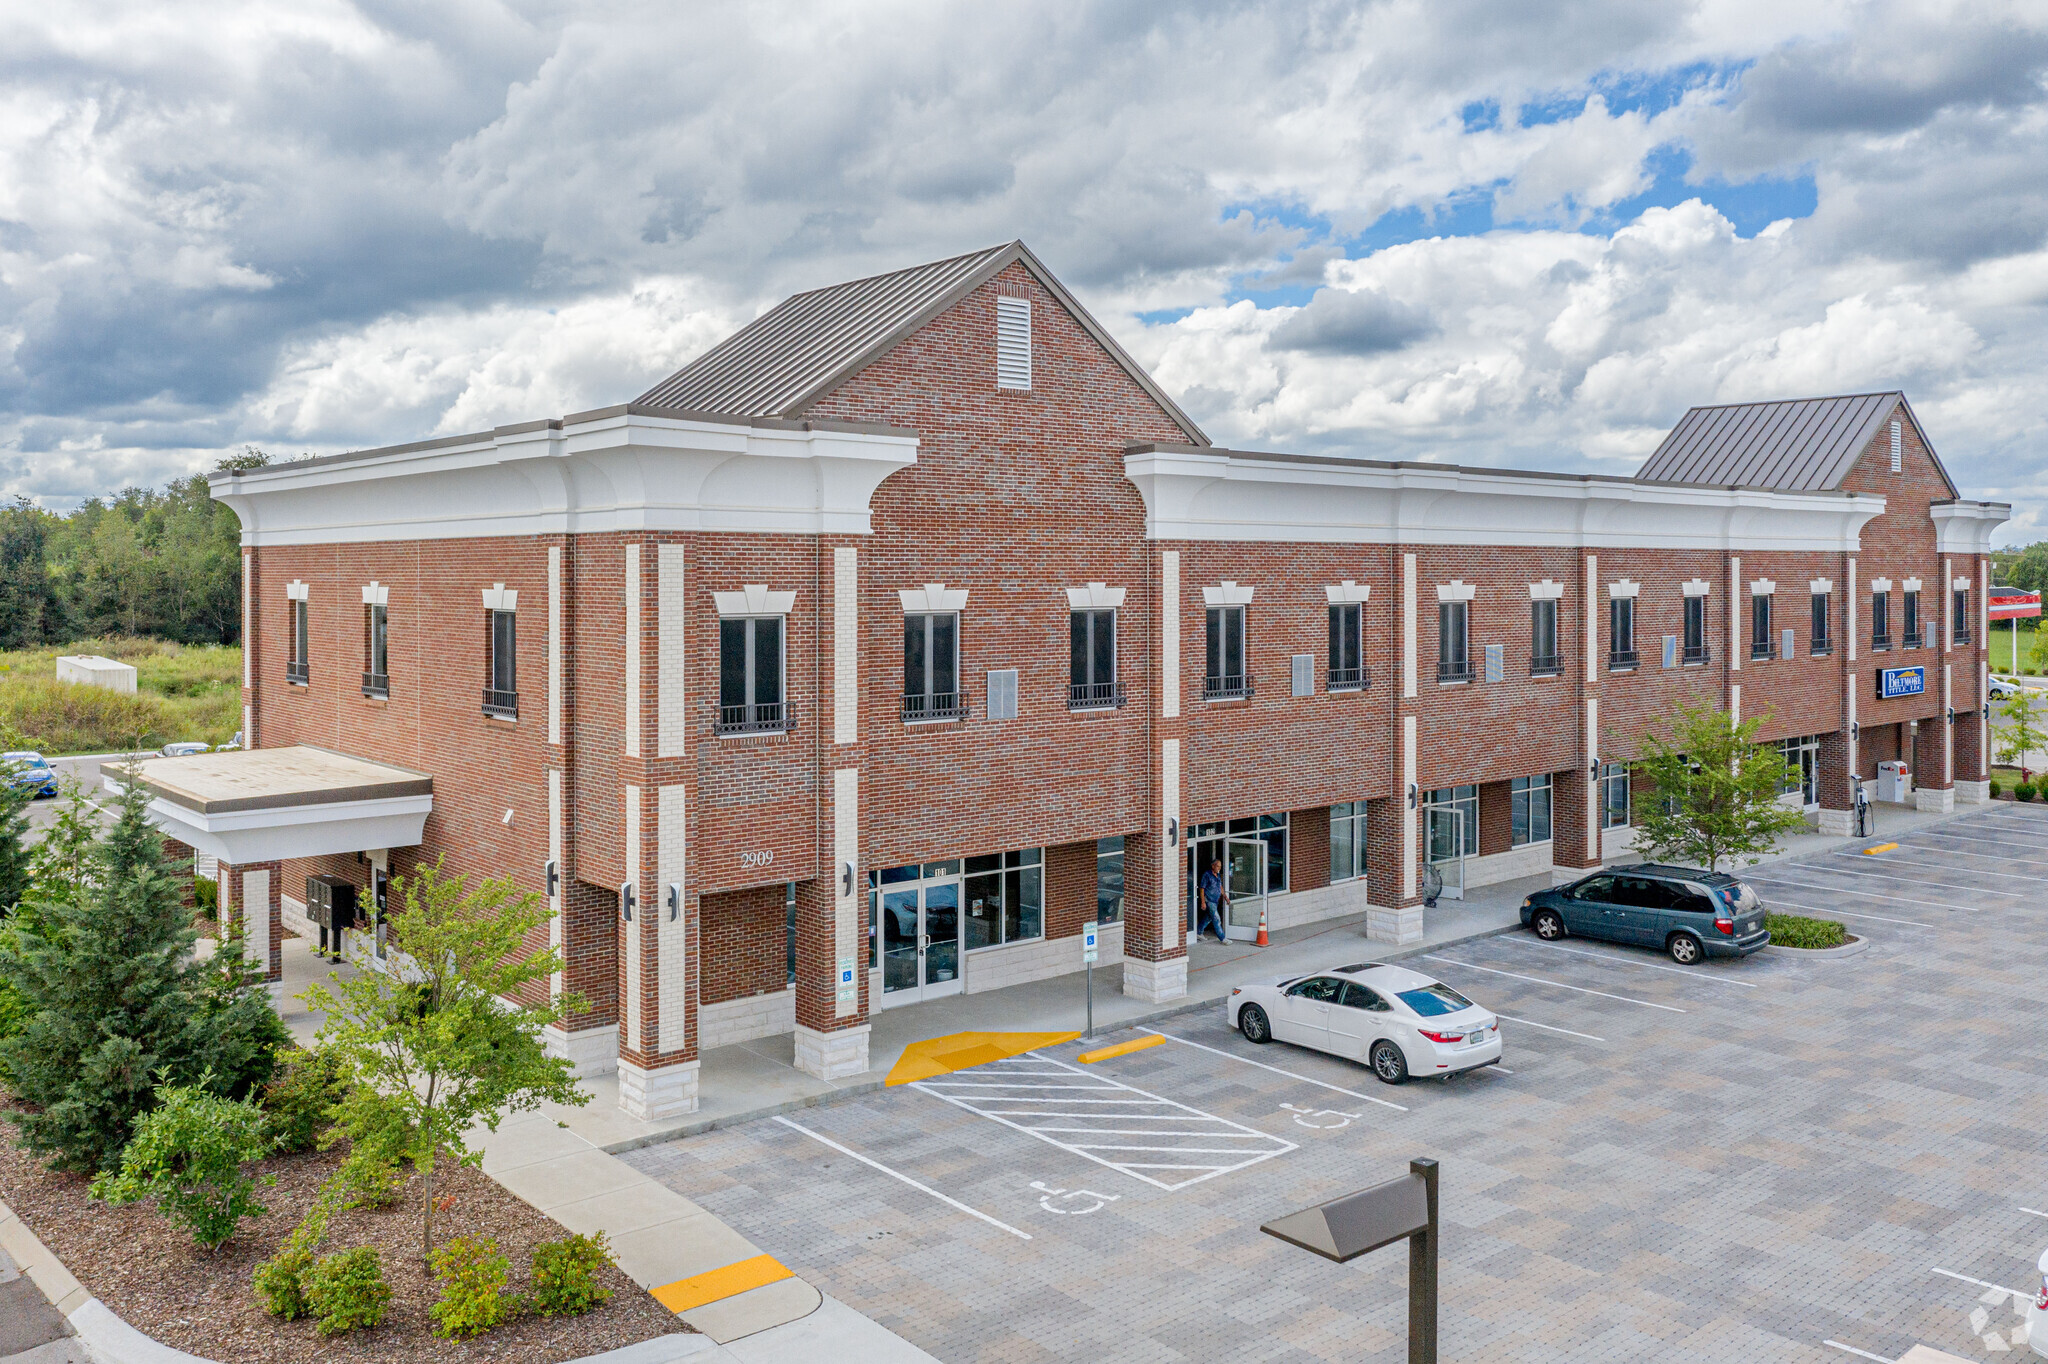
1226,961,1502,1085
1989,674,2023,700
2027,1242,2047,1357
159,741,210,757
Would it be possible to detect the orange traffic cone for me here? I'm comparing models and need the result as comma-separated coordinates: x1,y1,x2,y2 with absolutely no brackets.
1256,900,1270,948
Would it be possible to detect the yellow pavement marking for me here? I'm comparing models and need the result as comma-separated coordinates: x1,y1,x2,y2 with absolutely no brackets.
1862,843,1900,855
651,1253,794,1312
1076,1034,1166,1064
885,1030,1081,1086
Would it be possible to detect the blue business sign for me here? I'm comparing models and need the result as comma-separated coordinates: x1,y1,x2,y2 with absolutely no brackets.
1878,666,1926,700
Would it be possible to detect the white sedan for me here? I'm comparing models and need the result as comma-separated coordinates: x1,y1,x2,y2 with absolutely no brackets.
1226,961,1502,1085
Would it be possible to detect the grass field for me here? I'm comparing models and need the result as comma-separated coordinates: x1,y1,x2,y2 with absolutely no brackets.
1988,619,2041,674
0,639,240,756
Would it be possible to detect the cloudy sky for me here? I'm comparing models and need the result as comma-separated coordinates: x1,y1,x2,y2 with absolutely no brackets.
7,1,2048,537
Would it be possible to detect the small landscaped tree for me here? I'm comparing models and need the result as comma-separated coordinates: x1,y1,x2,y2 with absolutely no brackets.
0,779,31,918
1629,698,1809,874
1996,686,2045,780
302,859,585,1263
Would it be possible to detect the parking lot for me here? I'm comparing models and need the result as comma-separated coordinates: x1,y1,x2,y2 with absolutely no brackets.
624,802,2048,1363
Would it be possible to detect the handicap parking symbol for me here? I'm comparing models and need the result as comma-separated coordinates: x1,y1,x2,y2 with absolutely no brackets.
1029,1180,1120,1215
1280,1102,1362,1130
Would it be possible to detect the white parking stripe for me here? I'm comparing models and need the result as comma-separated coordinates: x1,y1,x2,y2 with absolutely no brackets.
1421,955,1688,1012
1896,839,2048,870
1513,938,1759,987
1493,1012,1605,1042
772,1115,1033,1240
1825,850,2047,884
1138,1029,1409,1110
1931,1266,2029,1297
2021,1206,2048,1218
1802,858,2022,894
1821,1342,1893,1363
1785,905,1935,929
1747,874,1975,911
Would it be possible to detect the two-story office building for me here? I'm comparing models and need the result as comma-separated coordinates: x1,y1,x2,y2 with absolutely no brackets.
118,241,2006,1121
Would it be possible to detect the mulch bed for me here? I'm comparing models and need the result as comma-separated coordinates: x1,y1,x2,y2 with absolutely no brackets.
0,1113,691,1363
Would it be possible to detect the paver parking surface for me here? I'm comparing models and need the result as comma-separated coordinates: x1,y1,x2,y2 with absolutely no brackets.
625,804,2048,1362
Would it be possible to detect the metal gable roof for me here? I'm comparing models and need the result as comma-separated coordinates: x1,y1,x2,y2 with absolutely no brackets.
1634,391,1956,495
633,241,1209,443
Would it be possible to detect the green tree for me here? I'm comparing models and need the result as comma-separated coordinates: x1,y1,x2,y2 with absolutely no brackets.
90,1078,274,1251
0,780,30,917
1995,687,2046,779
1628,698,1809,873
303,860,585,1262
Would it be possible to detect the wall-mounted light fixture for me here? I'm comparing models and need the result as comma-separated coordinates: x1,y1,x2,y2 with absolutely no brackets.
1167,817,1178,846
841,861,855,897
1849,721,1859,742
666,883,681,921
1947,707,1956,726
1406,783,1417,810
544,859,560,898
619,881,635,922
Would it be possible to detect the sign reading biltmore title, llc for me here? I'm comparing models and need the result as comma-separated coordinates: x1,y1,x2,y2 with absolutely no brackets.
1878,665,1927,700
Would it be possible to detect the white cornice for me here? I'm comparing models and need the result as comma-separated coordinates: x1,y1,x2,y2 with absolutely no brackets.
1202,581,1255,606
1324,580,1371,605
714,585,797,616
899,583,969,613
1929,500,2009,555
212,410,920,547
1066,582,1128,609
1124,448,1886,551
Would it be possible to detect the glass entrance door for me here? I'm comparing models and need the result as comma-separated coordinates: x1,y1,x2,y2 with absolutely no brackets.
1424,804,1466,900
878,867,964,1008
1226,837,1264,940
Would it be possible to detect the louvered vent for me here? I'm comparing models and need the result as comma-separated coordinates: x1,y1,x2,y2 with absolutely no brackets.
996,296,1032,390
986,668,1019,720
1890,419,1903,473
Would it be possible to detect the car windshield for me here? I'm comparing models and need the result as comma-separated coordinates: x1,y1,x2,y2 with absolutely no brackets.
1397,984,1473,1017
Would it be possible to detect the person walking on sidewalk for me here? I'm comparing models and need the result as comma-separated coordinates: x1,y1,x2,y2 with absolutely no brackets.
1198,858,1230,945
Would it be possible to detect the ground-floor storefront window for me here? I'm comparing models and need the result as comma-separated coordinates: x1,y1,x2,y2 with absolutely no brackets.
1096,837,1123,922
1510,775,1552,846
1601,761,1630,828
1330,801,1368,882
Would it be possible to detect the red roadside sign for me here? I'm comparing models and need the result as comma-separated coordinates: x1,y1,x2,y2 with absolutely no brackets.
1990,589,2041,620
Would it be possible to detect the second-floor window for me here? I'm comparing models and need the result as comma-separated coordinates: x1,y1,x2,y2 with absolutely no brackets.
287,599,310,685
1903,590,1921,647
1751,594,1773,660
1530,599,1560,675
1205,604,1249,698
903,612,963,720
1608,598,1636,669
1328,604,1363,690
1437,601,1470,681
1871,590,1890,649
1811,593,1831,656
484,608,517,718
1682,596,1708,663
718,616,783,732
1070,608,1118,708
1953,586,1971,645
363,602,389,697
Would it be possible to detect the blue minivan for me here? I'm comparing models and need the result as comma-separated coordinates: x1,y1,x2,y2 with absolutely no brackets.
1520,864,1770,964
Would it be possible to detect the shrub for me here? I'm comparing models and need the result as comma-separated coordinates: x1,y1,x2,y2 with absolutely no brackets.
430,1235,516,1339
87,1080,273,1251
304,1246,390,1335
1989,778,2003,798
193,875,218,915
531,1231,614,1317
260,1048,347,1153
2019,781,2037,802
1764,912,1847,949
252,1244,316,1319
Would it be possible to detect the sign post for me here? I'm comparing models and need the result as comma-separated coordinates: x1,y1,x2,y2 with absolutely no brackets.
1262,1158,1440,1364
1082,921,1099,1037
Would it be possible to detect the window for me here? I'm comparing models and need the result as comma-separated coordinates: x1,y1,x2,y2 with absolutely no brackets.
1530,599,1560,675
1437,601,1471,681
1600,760,1630,829
1871,590,1890,650
287,599,310,685
1204,605,1249,698
1070,609,1120,708
785,882,796,987
964,847,1043,949
1903,590,1922,648
1811,593,1831,656
1953,586,1971,645
1328,604,1364,689
1426,785,1478,856
362,602,389,698
1750,594,1773,660
1510,774,1552,846
483,609,517,718
1608,598,1637,669
1095,837,1124,923
1682,597,1708,664
903,612,964,720
717,616,784,733
1330,801,1368,882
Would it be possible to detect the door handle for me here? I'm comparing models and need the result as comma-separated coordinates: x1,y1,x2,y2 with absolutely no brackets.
919,934,929,951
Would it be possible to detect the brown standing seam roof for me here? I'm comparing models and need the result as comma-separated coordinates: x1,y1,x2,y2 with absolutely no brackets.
634,240,1209,444
1634,391,1956,495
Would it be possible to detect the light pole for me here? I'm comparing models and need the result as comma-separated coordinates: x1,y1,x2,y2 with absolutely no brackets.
1262,1157,1440,1364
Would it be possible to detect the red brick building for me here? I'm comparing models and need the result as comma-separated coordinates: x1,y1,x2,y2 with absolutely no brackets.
160,242,2004,1120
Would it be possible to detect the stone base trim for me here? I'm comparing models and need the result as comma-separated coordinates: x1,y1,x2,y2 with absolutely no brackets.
1815,806,1855,836
794,1023,871,1080
1365,904,1423,944
1120,955,1187,1003
1954,779,1990,805
617,1059,700,1121
543,1023,620,1078
698,988,795,1051
1598,824,1639,860
965,920,1125,993
1914,785,1955,814
1550,863,1599,885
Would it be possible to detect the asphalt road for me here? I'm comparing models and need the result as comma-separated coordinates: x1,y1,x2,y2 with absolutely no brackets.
17,753,115,838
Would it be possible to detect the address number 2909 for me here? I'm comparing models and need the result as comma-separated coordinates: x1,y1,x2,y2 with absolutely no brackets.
740,850,774,870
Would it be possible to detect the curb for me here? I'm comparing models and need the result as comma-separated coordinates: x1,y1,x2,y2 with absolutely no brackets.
598,916,1526,1153
1764,934,1870,959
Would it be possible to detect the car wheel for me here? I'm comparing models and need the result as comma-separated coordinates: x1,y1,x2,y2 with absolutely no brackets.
1370,1039,1409,1085
1532,909,1565,941
1238,1005,1271,1044
1668,932,1703,965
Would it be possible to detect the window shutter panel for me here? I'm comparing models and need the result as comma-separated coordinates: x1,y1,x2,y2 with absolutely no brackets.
996,297,1032,391
1290,654,1312,697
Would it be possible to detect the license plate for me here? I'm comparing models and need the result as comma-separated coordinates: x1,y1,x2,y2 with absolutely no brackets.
1747,921,1760,934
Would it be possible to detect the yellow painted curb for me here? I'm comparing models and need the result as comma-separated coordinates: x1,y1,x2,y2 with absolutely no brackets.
1076,1034,1165,1064
1862,842,1899,855
651,1253,794,1312
885,1029,1081,1085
